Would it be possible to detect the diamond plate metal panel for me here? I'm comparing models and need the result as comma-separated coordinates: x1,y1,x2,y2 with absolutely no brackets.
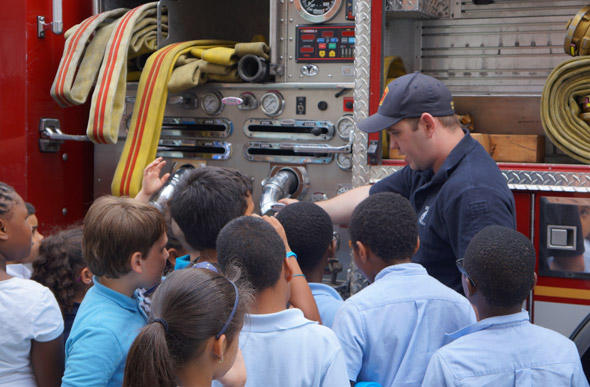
352,0,371,188
370,165,403,182
386,0,449,18
503,170,590,193
368,167,590,193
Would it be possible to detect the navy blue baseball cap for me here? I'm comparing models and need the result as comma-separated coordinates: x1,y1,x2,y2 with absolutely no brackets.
357,72,455,133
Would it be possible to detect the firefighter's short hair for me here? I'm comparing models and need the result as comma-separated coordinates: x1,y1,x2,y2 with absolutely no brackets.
169,167,253,252
349,192,418,262
464,225,535,308
276,202,333,272
83,195,166,278
217,216,285,292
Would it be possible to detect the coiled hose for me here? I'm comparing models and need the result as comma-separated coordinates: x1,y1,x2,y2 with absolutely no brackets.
541,57,590,163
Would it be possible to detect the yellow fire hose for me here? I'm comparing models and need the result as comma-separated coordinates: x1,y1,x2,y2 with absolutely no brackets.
541,57,590,163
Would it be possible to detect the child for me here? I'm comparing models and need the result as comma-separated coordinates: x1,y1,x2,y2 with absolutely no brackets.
332,192,476,386
6,201,44,278
0,182,64,386
215,216,349,387
62,195,168,387
123,268,250,387
276,201,344,327
168,166,254,268
422,225,589,386
31,226,93,343
169,165,321,323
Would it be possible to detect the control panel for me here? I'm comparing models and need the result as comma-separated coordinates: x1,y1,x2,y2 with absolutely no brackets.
296,24,355,63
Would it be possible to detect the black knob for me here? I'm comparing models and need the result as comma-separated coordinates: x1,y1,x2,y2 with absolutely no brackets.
318,101,328,111
311,127,323,136
345,101,353,110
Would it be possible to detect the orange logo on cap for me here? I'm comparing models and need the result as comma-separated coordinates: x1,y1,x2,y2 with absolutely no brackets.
379,86,389,106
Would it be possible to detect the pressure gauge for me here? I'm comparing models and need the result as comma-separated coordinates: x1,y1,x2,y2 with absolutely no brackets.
260,91,285,117
336,115,355,140
295,0,343,23
201,91,223,116
336,153,352,171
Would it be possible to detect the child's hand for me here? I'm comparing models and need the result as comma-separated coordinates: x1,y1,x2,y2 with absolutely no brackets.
261,215,291,252
135,157,170,202
216,348,246,387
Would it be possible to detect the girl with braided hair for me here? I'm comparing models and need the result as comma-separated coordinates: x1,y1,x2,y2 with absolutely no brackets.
32,226,93,342
0,181,64,386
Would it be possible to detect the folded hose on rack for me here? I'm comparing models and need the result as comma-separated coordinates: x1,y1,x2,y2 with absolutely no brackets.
541,57,590,163
111,40,231,197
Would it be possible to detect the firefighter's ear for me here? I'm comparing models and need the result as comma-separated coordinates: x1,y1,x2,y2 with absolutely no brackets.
413,236,420,256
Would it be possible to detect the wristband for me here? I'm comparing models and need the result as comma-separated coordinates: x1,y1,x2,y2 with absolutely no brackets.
286,251,297,260
292,274,306,278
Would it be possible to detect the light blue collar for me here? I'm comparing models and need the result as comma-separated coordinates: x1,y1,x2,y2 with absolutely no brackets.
92,275,142,313
375,262,427,282
244,308,314,333
446,310,530,341
308,282,343,301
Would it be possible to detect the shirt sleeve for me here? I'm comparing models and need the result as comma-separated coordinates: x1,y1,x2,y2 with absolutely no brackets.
444,187,516,260
62,326,125,387
320,344,351,387
33,287,64,342
370,166,413,198
422,351,454,387
331,302,365,382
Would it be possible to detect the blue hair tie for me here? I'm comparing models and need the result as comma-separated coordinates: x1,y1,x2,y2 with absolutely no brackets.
215,279,239,339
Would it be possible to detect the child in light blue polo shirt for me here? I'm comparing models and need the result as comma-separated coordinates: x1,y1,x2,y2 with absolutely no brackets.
276,201,344,328
332,192,476,386
62,196,168,387
423,226,589,387
215,216,349,387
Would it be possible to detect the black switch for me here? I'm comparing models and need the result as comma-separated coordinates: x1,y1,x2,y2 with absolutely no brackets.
296,96,306,115
318,101,328,111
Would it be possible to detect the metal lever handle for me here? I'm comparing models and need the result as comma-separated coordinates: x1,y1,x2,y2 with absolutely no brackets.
41,128,89,142
280,143,352,154
37,0,63,38
38,118,89,153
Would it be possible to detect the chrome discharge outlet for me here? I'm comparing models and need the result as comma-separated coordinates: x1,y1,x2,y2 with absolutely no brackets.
260,169,299,215
149,164,195,211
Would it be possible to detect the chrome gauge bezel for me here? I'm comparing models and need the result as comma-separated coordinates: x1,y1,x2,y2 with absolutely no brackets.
294,0,343,24
200,91,224,116
336,153,352,171
336,114,355,140
260,91,285,117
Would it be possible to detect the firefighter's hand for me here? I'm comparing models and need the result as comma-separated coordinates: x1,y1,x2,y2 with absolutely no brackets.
278,198,299,206
135,157,170,202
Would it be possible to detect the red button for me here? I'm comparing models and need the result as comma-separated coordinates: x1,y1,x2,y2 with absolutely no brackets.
318,43,326,49
300,47,314,53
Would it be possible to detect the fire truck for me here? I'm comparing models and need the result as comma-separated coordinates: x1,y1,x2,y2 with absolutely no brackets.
2,0,590,374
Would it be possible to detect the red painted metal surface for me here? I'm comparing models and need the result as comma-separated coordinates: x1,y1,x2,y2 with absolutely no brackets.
0,0,93,233
367,0,382,147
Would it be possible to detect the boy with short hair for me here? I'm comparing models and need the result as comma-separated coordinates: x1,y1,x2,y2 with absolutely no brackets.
422,225,589,386
62,196,168,387
276,201,343,327
168,166,254,269
215,216,349,387
333,192,476,386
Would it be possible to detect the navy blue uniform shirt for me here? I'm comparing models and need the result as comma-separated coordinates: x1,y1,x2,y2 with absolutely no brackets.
371,130,516,292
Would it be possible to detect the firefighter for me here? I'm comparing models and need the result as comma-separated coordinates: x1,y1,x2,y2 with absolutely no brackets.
284,72,516,293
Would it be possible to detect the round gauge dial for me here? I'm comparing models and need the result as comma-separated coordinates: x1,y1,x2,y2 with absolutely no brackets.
336,115,355,140
295,0,343,23
201,91,223,116
336,153,352,171
260,91,285,117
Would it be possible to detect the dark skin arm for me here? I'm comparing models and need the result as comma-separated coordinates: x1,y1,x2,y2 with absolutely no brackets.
31,336,64,387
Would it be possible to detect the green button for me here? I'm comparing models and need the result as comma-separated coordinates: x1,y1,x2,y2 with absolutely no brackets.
328,43,337,49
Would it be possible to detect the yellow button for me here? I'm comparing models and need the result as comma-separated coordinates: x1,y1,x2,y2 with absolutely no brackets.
319,50,325,57
329,50,336,57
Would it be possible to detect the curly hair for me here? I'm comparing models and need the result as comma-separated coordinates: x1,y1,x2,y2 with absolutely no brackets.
32,226,85,313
